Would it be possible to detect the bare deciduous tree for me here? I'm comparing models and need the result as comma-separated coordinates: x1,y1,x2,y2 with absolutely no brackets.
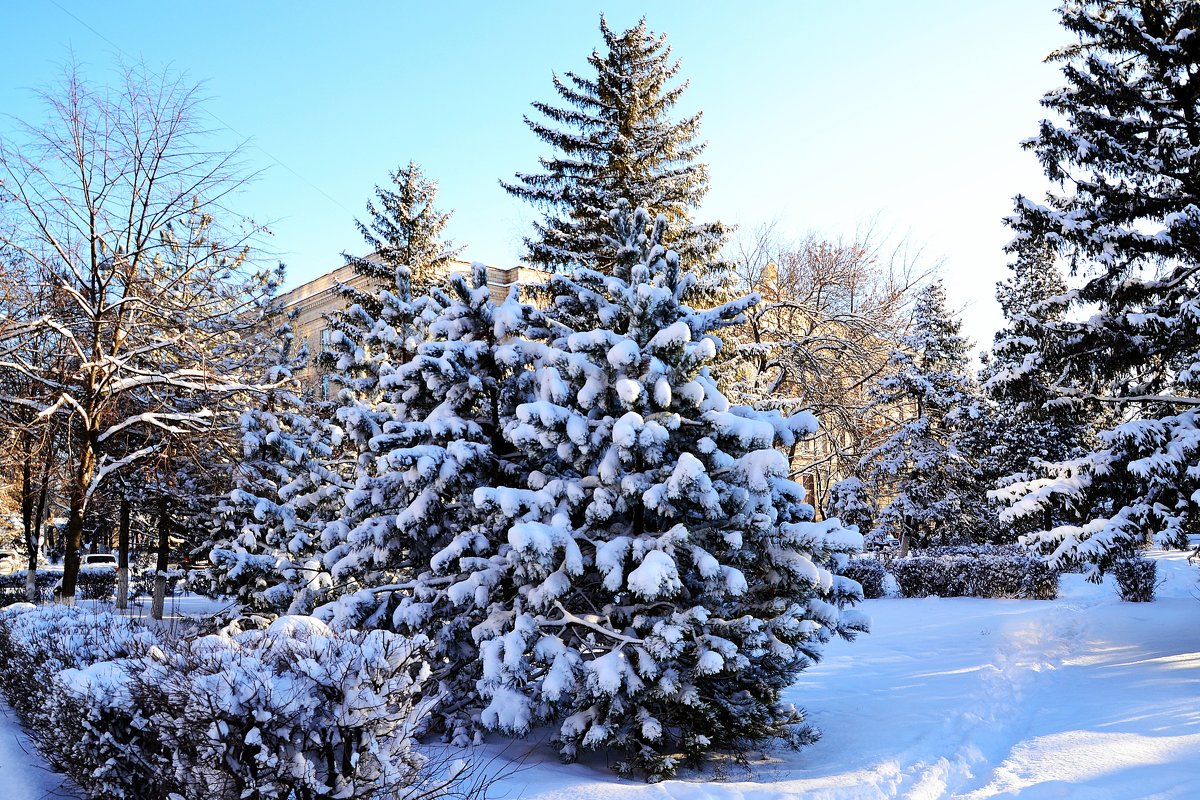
0,63,274,601
720,223,935,510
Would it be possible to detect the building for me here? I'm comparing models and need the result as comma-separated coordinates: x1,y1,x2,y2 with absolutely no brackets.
274,258,548,394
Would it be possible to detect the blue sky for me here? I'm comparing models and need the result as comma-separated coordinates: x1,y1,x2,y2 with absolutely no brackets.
0,1,1065,350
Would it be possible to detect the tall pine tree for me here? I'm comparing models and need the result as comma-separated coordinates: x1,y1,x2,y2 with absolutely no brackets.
862,281,987,552
997,1,1200,576
503,16,727,275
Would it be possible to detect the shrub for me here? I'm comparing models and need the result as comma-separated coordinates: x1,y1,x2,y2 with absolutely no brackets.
131,568,184,600
0,605,471,800
137,617,441,800
76,567,117,600
840,558,887,599
0,571,59,604
1111,555,1158,602
889,545,1058,600
0,604,165,798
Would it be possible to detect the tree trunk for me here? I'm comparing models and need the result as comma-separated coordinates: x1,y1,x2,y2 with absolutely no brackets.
151,494,171,620
21,459,35,602
25,478,49,603
898,513,913,558
20,445,33,559
59,442,96,604
116,496,131,610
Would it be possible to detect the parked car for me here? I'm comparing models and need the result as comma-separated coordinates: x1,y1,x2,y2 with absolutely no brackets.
80,553,118,569
0,550,19,575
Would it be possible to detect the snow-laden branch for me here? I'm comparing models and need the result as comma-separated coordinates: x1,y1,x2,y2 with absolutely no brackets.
1057,389,1200,407
97,409,214,442
542,601,643,645
38,392,90,427
84,443,163,505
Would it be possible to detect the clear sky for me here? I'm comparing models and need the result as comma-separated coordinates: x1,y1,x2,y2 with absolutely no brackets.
0,1,1065,352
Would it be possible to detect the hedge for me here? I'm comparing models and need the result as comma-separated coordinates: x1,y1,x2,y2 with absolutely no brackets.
0,604,476,800
889,545,1058,600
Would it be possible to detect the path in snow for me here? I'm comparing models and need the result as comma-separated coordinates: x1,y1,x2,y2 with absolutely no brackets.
0,696,82,800
490,548,1200,800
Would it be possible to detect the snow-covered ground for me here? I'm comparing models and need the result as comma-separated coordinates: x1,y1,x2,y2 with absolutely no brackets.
487,547,1200,799
0,696,82,799
2,553,1197,799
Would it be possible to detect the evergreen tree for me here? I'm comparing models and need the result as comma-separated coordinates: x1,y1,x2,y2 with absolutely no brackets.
441,205,865,780
824,477,875,537
322,161,462,397
206,319,348,620
982,249,1096,535
314,165,546,742
998,1,1200,575
346,161,462,303
317,266,545,745
503,16,728,275
862,281,986,552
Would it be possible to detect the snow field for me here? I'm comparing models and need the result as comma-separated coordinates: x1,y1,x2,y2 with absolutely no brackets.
484,548,1200,799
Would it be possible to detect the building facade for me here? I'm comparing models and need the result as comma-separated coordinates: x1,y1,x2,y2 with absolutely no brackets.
274,258,548,394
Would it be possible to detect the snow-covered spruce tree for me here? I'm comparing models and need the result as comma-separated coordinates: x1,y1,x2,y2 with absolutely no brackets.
862,280,987,552
317,265,545,745
344,160,462,308
996,1,1200,575
314,166,546,740
981,248,1096,536
317,163,462,606
824,477,875,537
321,161,462,397
318,161,492,605
444,204,866,780
502,16,728,275
205,318,349,621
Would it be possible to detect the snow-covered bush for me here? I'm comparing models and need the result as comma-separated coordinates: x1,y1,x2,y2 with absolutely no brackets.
1111,556,1158,603
840,558,887,600
0,571,58,604
0,604,152,707
0,606,471,800
0,604,164,798
134,616,445,800
76,567,117,600
135,568,184,600
889,545,1057,600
